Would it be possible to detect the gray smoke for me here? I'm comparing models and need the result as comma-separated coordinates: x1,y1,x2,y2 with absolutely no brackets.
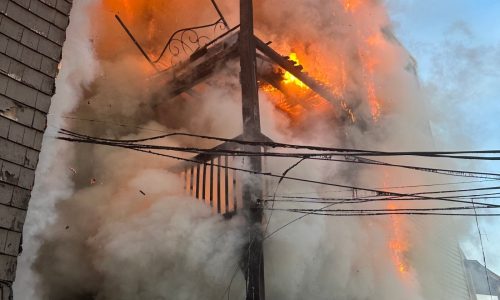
15,0,475,299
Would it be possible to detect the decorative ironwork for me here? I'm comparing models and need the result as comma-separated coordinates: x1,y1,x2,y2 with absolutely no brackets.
115,0,230,70
152,18,229,66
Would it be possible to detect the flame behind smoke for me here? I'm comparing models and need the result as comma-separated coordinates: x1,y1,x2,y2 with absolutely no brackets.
342,0,362,12
388,203,411,276
23,1,462,299
384,169,411,280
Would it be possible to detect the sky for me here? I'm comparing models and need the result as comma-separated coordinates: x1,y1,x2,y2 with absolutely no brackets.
385,0,500,273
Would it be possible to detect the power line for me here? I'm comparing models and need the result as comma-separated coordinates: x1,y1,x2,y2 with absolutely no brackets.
58,128,500,161
471,198,494,299
268,179,500,197
57,115,169,133
56,130,500,183
264,200,349,241
315,156,500,179
55,130,500,210
267,205,499,213
276,211,500,217
261,197,500,207
264,158,306,235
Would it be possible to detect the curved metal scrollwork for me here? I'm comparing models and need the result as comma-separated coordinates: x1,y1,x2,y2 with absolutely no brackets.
153,18,229,66
115,0,230,70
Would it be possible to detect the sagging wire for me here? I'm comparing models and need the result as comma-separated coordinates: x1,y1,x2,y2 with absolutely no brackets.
56,128,500,211
57,128,500,181
58,128,500,160
264,158,306,236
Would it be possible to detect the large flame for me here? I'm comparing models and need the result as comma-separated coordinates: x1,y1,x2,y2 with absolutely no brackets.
262,51,346,124
261,51,336,123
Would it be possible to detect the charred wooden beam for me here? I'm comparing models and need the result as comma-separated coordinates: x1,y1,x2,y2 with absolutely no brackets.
150,32,239,100
254,36,342,108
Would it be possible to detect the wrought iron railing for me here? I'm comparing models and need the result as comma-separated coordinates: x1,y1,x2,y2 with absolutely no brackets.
116,0,230,70
151,19,229,66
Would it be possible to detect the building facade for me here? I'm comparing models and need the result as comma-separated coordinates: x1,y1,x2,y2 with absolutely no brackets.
465,259,500,300
0,0,71,298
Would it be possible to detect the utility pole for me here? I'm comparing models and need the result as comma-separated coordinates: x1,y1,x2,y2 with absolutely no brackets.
239,0,265,299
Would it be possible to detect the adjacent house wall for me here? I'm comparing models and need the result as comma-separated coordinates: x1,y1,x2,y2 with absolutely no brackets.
0,0,71,298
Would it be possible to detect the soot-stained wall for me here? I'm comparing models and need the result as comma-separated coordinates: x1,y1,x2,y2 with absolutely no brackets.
0,0,71,298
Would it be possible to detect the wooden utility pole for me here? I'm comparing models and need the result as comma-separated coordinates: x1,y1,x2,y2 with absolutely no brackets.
239,0,265,299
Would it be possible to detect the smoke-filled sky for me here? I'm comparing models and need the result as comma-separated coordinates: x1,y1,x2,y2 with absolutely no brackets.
386,0,500,273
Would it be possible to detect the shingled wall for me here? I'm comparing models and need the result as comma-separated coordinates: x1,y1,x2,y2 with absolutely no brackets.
0,0,72,298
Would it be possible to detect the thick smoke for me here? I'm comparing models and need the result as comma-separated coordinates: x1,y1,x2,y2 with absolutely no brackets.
16,0,472,299
13,1,99,299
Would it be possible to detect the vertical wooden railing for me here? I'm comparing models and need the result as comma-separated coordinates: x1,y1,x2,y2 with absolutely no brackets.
180,155,241,217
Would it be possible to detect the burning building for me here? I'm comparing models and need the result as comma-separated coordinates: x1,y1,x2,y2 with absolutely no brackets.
0,0,490,299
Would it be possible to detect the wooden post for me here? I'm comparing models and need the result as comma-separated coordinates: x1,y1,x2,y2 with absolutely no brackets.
239,0,265,299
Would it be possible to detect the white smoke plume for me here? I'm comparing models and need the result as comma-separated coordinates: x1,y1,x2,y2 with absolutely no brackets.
13,0,100,298
15,0,475,299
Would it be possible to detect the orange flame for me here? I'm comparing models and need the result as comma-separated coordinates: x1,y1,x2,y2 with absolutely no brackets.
388,203,410,275
359,33,384,121
283,53,307,88
384,170,410,277
262,52,340,124
343,0,362,12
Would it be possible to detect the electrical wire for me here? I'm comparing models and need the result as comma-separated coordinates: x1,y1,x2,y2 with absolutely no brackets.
267,205,499,213
58,128,500,161
56,130,500,183
471,198,494,299
261,197,500,207
269,179,500,197
264,158,306,235
55,130,500,213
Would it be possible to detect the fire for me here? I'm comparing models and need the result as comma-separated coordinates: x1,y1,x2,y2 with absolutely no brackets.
384,171,410,277
98,1,385,125
366,79,382,121
388,203,410,275
261,51,335,123
283,53,307,88
343,0,362,12
262,51,347,123
95,0,201,63
359,33,384,121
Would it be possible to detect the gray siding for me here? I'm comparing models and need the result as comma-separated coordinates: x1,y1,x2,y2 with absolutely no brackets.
410,216,472,300
0,0,71,298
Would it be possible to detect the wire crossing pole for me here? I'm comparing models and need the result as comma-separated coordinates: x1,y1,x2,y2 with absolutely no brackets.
239,0,265,299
